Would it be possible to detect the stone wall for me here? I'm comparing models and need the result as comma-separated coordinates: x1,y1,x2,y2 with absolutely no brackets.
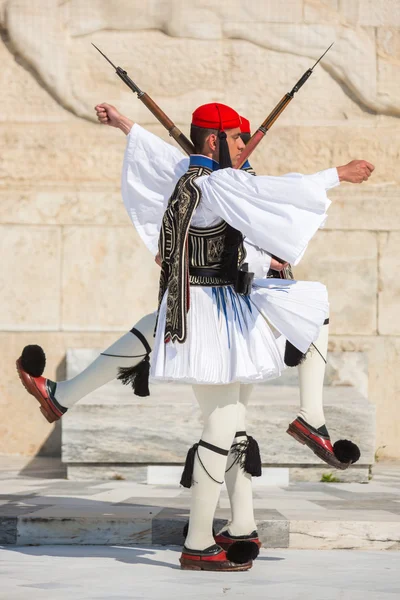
0,0,399,458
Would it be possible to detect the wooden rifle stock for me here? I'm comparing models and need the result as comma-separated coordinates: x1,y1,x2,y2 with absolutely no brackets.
235,93,293,169
139,93,195,155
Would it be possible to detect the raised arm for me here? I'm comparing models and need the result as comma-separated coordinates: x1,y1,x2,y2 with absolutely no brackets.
197,168,336,266
198,159,375,265
95,103,134,135
246,160,374,263
305,160,374,190
95,103,188,254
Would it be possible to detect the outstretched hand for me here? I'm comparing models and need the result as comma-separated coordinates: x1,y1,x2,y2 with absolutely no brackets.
337,160,375,184
94,103,134,134
95,103,122,127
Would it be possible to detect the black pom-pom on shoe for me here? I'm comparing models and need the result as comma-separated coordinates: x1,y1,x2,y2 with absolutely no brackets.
284,341,307,367
226,541,260,564
20,345,46,377
333,439,361,464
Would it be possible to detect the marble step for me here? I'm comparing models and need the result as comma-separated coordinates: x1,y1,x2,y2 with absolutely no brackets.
62,385,374,464
66,464,371,484
3,460,398,551
1,509,397,550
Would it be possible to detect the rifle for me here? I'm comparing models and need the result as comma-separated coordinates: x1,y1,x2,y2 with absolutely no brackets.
92,44,195,156
235,43,334,169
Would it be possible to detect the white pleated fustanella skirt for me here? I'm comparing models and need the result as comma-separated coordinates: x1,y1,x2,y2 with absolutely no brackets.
150,278,329,385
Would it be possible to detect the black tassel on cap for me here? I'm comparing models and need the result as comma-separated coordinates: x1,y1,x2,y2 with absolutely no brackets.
284,341,307,367
117,355,150,397
218,131,232,169
180,443,199,488
226,541,260,564
333,439,361,464
244,436,262,477
20,345,46,377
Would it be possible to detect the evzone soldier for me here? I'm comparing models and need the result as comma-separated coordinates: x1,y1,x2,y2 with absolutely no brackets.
16,101,373,571
16,102,370,469
105,102,370,469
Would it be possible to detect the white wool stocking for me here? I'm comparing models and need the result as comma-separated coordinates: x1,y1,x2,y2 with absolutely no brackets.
55,312,157,409
224,384,257,536
184,383,241,551
297,322,329,429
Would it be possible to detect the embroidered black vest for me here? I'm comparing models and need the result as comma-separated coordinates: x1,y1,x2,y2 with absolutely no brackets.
157,158,246,344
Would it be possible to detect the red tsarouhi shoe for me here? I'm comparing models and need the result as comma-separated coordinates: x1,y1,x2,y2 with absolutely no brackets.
287,417,360,471
180,542,259,571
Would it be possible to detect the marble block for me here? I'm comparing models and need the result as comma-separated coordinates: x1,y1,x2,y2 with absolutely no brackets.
0,225,61,330
17,515,152,546
0,517,17,544
62,384,374,465
66,348,369,393
293,231,378,336
62,349,375,481
61,227,159,331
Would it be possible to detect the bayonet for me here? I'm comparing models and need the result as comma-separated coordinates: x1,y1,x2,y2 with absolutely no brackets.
236,43,334,168
92,44,195,155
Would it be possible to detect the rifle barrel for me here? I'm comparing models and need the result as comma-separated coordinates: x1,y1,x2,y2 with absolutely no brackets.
235,94,292,169
234,43,334,169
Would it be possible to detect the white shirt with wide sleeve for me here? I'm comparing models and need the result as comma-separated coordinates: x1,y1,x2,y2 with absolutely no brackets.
196,168,338,266
121,124,339,264
121,124,188,255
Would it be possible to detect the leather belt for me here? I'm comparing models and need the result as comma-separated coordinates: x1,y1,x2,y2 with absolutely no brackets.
189,267,235,283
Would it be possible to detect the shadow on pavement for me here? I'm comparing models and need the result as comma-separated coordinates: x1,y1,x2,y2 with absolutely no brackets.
2,544,182,570
2,544,284,570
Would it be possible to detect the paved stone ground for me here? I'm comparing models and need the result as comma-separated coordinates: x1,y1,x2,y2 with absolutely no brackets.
1,456,400,549
0,546,399,600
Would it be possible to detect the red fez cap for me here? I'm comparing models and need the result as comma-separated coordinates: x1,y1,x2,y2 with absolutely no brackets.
239,116,251,134
192,103,241,130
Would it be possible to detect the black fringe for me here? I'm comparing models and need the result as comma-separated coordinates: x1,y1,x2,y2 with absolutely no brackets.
180,444,198,488
218,131,232,169
20,345,46,377
284,341,307,367
244,436,262,477
117,355,150,397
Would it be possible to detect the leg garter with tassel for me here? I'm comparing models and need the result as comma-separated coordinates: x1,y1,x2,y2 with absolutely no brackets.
114,327,152,397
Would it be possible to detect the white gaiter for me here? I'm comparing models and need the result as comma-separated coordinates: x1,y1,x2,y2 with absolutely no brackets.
297,322,329,429
184,383,241,551
55,312,157,409
224,384,257,536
